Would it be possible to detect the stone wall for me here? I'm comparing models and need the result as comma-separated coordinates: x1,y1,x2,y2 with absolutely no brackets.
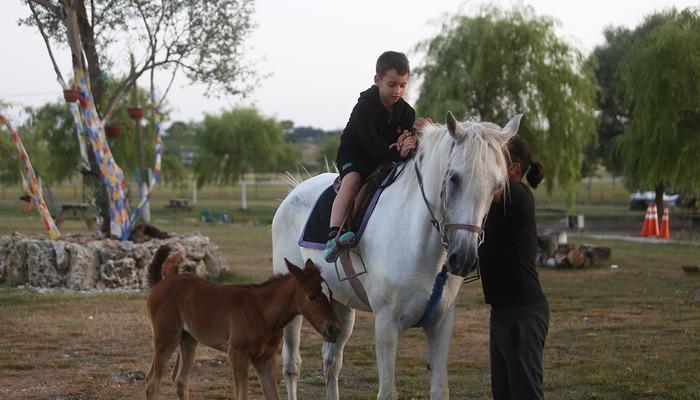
0,232,227,289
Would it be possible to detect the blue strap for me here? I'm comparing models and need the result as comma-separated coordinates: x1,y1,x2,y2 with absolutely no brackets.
415,264,449,327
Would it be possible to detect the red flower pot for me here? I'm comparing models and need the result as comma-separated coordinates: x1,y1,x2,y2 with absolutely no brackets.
127,107,145,120
105,124,122,139
63,89,82,103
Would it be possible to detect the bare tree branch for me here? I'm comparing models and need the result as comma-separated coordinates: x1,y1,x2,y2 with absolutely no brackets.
157,59,181,108
102,58,173,121
27,0,63,18
29,1,67,88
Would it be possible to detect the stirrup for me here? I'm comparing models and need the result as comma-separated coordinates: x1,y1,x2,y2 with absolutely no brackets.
323,231,355,263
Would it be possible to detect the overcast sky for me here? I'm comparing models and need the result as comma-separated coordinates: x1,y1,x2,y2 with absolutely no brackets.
1,0,696,131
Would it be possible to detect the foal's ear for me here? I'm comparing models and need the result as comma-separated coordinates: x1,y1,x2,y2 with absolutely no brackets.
284,258,304,280
446,111,462,140
303,258,319,274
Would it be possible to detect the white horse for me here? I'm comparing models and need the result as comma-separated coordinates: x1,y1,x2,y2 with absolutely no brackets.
272,112,521,400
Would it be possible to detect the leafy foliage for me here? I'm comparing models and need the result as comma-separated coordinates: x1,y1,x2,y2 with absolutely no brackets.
317,131,341,170
193,107,300,187
588,14,671,176
23,102,80,185
414,6,597,210
615,8,700,193
22,0,256,108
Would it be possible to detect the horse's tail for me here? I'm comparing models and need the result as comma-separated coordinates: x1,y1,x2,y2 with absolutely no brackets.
148,243,187,287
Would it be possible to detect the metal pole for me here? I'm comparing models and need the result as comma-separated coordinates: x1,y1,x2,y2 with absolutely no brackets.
131,55,150,223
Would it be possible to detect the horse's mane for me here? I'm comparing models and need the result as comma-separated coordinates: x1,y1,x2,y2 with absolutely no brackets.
407,119,513,194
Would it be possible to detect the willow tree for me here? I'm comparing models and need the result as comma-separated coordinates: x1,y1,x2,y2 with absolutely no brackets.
616,8,700,220
589,13,672,180
414,6,597,210
193,107,300,209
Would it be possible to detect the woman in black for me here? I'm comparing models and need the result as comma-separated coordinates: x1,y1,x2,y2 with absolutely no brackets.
478,136,549,400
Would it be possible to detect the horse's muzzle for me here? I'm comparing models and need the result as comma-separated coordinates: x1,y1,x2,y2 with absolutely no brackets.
323,323,340,343
447,251,478,277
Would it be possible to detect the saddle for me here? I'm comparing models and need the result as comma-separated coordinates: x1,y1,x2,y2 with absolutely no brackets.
298,162,403,249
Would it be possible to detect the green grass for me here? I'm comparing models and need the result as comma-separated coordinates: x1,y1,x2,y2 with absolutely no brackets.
1,178,699,399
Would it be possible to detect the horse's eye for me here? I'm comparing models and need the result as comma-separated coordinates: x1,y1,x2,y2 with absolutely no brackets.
450,174,460,186
308,292,318,301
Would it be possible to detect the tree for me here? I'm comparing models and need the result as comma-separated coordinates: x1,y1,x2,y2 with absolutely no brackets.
615,8,700,218
589,14,671,178
22,0,256,237
414,6,597,210
22,0,256,117
193,107,300,208
317,130,341,170
22,102,79,185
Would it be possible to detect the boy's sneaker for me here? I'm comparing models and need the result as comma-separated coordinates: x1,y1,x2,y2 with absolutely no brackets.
323,231,355,263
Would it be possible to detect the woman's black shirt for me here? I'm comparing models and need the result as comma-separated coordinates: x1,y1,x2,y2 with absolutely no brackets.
478,180,545,307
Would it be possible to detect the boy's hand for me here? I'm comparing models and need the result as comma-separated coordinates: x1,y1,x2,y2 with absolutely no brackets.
396,129,417,157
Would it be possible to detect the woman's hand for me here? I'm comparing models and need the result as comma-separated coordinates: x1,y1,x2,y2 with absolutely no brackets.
412,117,433,134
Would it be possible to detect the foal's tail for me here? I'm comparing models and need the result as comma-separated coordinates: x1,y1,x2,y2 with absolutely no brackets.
148,243,186,287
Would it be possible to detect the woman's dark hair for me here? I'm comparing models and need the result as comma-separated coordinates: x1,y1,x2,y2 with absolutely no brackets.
376,51,410,76
507,136,544,189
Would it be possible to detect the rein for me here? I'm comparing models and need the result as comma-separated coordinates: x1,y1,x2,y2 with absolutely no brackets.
412,145,485,327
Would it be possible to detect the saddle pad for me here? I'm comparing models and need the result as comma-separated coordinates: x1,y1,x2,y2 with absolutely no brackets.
298,164,403,249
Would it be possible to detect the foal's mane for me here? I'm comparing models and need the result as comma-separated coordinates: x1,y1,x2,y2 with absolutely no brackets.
250,263,321,289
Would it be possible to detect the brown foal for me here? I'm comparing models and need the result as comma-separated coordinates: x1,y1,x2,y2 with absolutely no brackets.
145,244,340,400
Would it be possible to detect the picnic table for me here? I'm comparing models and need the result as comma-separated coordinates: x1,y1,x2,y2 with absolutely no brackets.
60,202,90,220
166,198,192,211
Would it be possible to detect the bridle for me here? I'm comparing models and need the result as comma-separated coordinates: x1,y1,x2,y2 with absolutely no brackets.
414,145,485,251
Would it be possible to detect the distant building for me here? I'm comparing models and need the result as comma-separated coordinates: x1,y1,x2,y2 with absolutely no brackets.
180,146,196,166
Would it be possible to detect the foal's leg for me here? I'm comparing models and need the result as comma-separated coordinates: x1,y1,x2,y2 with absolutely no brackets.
175,332,198,400
281,315,303,400
253,354,281,400
229,349,251,400
146,329,181,400
423,303,457,400
322,300,356,400
374,314,400,400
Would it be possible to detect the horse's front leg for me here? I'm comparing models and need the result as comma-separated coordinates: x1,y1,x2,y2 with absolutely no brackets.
423,302,457,400
374,314,400,400
322,300,356,400
253,354,281,400
281,315,303,400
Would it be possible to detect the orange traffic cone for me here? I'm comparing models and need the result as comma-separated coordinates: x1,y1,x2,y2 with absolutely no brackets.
659,206,670,239
649,204,660,237
641,204,653,237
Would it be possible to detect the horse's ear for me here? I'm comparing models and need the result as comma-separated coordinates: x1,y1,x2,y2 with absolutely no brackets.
285,258,305,280
502,114,523,136
446,111,461,140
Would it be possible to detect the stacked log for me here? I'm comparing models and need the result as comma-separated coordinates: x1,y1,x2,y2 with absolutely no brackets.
537,232,611,268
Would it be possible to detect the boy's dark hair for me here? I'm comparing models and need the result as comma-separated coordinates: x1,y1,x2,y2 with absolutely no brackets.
376,51,410,76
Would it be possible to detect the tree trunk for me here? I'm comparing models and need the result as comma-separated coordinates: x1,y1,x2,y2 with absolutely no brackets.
240,172,248,210
62,1,111,237
655,182,664,225
74,0,104,108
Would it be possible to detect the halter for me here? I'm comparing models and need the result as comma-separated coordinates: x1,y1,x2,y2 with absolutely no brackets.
414,146,484,251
